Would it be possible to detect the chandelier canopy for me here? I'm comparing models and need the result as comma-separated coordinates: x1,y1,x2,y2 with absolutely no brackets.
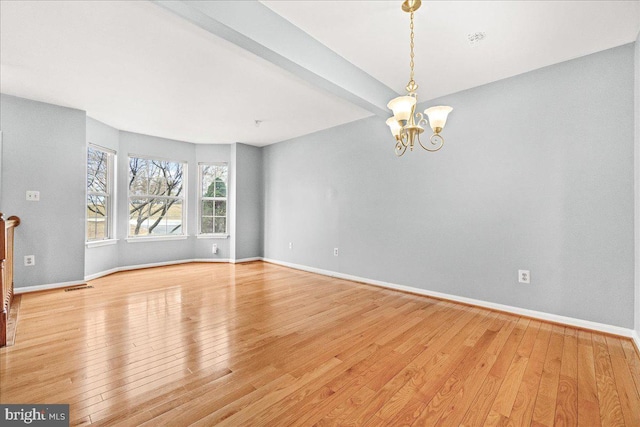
386,0,453,157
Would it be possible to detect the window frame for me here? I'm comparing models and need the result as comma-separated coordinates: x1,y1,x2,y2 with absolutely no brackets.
198,162,229,237
126,154,188,240
86,144,116,243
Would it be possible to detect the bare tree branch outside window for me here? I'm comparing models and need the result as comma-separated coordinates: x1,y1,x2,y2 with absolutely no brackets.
128,157,185,236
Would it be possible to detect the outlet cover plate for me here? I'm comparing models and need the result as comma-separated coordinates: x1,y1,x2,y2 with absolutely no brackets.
26,191,40,201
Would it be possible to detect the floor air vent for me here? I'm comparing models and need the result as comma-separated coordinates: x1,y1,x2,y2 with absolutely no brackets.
65,285,94,292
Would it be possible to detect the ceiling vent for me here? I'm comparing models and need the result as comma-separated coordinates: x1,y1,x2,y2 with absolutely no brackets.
467,32,486,46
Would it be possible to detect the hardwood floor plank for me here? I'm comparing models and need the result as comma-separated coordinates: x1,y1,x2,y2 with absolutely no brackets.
576,330,601,427
531,325,565,427
317,386,376,427
620,338,640,396
506,322,552,426
456,316,527,426
592,333,625,426
606,336,640,427
1,262,637,426
555,327,578,426
489,320,539,419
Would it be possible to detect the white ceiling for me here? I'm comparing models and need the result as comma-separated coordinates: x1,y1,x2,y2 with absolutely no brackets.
1,1,639,146
0,1,371,145
263,0,640,100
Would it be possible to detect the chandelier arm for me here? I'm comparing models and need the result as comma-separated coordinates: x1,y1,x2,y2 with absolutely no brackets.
418,133,445,152
395,140,408,157
399,131,409,147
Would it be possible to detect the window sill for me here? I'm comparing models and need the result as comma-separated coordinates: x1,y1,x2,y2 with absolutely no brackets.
126,235,189,243
86,239,118,248
197,234,229,239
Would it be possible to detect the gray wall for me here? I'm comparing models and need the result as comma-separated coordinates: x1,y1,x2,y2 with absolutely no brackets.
263,44,636,328
0,94,86,287
234,143,264,260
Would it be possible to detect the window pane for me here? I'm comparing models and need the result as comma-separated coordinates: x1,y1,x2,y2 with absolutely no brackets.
214,180,227,197
88,195,106,217
129,198,150,236
168,178,184,198
201,166,214,196
87,219,97,241
201,217,213,234
147,200,166,235
95,215,107,240
147,160,163,180
129,197,183,236
201,165,227,197
215,200,226,216
202,200,214,217
129,158,149,195
166,199,183,234
149,176,168,195
214,217,226,234
166,161,184,197
87,195,107,240
87,148,108,193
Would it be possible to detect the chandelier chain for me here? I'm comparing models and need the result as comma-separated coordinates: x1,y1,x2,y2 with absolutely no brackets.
409,11,415,85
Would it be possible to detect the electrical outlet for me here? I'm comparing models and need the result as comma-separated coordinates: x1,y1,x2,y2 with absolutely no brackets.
24,255,35,266
518,270,530,284
212,244,218,254
26,191,40,201
289,242,293,250
334,248,339,256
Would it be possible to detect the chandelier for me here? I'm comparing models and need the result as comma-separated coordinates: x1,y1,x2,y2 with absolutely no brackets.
386,0,453,157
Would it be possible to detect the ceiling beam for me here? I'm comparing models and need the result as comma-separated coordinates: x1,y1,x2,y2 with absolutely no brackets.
153,0,397,118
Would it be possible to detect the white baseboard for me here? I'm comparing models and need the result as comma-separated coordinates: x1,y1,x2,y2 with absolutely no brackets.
231,257,263,264
263,258,636,339
191,258,232,263
125,259,192,269
84,267,122,281
84,258,231,281
14,279,86,294
632,330,640,353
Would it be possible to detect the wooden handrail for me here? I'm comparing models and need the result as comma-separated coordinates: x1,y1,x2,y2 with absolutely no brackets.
0,215,20,258
1,212,20,347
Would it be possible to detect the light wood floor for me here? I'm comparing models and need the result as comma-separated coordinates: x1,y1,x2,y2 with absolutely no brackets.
1,262,639,426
